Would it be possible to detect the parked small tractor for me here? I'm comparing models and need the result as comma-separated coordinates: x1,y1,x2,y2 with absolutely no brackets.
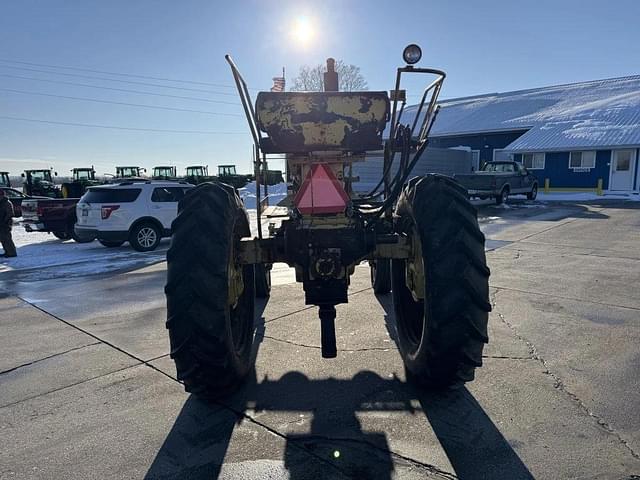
61,167,101,198
152,166,178,180
184,165,209,184
183,165,216,185
165,45,491,397
216,164,252,189
115,166,145,178
22,169,62,198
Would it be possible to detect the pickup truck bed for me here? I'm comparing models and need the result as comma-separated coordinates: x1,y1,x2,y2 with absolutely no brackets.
21,198,93,242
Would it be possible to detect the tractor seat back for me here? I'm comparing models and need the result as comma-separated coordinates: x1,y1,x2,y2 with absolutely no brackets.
256,91,390,154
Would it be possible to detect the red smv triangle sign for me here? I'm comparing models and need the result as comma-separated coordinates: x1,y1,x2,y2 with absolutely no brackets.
293,164,350,215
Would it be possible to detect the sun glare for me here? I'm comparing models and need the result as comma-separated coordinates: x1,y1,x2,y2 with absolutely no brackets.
292,17,314,46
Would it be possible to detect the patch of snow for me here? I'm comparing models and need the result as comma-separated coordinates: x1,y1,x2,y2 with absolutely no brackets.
238,181,288,210
0,219,168,278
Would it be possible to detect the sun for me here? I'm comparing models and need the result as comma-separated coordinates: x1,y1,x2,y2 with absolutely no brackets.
292,17,314,46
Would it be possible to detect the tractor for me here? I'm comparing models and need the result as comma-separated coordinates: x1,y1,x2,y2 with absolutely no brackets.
217,164,253,189
0,171,10,188
184,164,283,188
22,169,62,198
152,166,177,180
61,167,101,198
165,45,491,398
184,165,215,185
219,164,284,187
115,166,145,179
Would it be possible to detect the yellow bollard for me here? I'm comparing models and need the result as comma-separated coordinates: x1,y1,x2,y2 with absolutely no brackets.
596,178,603,196
544,178,550,193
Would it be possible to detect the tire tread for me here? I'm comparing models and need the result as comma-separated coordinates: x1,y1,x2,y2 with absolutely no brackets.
165,182,254,397
393,174,491,387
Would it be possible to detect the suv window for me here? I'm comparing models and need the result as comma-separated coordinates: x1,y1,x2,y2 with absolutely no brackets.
82,188,142,203
151,187,187,202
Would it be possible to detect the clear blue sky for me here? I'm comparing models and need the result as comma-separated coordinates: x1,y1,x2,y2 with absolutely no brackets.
1,0,639,176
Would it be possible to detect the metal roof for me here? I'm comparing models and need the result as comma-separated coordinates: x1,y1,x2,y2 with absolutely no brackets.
405,75,640,152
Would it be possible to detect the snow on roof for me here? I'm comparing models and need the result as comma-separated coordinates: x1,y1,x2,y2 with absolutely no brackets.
405,75,640,152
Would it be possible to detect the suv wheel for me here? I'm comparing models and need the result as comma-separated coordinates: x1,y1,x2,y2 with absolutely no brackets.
130,222,161,252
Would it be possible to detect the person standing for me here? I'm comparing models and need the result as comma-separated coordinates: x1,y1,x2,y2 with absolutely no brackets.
0,189,17,257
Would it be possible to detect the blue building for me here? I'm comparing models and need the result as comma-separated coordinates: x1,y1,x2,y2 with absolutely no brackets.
406,76,640,193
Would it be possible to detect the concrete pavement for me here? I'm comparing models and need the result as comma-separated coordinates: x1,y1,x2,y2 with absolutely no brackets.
1,199,639,479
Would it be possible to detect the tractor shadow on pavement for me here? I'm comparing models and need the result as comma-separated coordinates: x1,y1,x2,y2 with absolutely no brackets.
377,293,534,480
145,296,533,480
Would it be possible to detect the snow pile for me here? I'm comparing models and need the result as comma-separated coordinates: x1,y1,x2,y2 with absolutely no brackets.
0,220,167,280
238,181,288,210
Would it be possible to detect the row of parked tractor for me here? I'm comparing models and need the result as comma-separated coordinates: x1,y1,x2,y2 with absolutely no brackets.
1,163,282,199
0,163,283,244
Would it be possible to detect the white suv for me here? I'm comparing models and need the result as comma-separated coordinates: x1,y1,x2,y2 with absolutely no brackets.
74,180,193,251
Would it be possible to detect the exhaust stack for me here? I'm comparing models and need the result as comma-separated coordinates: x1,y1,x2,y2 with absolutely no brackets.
324,58,338,92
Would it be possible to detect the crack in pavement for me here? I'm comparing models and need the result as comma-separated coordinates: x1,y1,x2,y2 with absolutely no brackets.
509,216,581,243
263,305,315,325
0,353,171,410
482,354,532,360
0,341,102,376
0,362,141,410
263,286,373,325
259,337,534,360
499,244,640,263
515,238,637,255
491,289,640,461
489,284,640,312
259,332,393,353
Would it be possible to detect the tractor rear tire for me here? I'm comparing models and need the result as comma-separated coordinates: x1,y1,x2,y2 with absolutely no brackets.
392,174,491,388
370,259,391,294
255,263,271,298
165,182,255,398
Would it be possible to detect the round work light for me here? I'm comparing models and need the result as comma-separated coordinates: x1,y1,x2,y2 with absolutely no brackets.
403,44,422,65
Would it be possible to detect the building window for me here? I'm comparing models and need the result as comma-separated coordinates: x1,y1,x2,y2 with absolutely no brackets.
569,151,596,169
613,150,633,171
522,152,545,170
